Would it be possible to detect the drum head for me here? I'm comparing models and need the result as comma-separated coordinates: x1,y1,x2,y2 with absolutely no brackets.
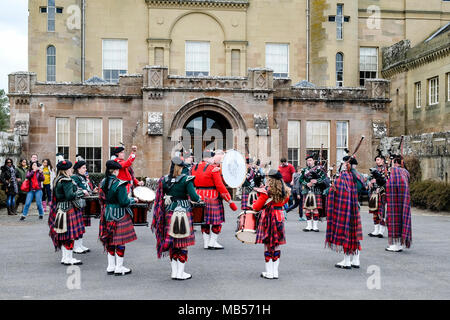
236,231,256,244
133,187,156,202
222,149,246,188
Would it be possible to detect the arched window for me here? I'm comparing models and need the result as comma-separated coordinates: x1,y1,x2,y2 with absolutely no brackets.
47,45,56,82
336,52,344,87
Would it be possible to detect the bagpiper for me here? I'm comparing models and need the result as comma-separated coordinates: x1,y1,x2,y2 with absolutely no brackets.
98,160,138,276
241,157,257,211
367,151,388,238
385,155,412,252
252,169,290,279
112,145,144,194
299,154,327,232
325,156,363,269
48,159,89,266
71,156,97,254
191,150,238,250
152,157,204,280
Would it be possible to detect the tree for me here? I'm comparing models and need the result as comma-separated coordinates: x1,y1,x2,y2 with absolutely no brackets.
0,89,10,132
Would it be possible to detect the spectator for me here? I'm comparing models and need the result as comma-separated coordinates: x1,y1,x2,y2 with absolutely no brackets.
285,166,305,221
278,157,295,206
20,161,45,221
15,159,28,214
30,154,38,164
1,158,19,215
41,159,56,212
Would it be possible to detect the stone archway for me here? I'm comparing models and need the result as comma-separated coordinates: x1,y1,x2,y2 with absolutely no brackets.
169,97,248,160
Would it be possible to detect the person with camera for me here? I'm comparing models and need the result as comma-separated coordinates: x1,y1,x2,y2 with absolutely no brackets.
20,161,45,220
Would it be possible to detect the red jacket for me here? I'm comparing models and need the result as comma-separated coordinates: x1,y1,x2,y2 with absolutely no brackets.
278,163,295,184
26,170,45,191
115,154,137,183
191,161,231,202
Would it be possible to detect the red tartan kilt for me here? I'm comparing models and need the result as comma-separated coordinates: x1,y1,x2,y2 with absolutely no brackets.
83,212,91,227
197,189,225,225
110,213,137,246
165,207,195,248
255,209,286,246
303,193,323,210
241,189,250,210
52,206,85,242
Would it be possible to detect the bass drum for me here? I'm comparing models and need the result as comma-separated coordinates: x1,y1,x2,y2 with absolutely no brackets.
222,149,246,189
235,210,258,244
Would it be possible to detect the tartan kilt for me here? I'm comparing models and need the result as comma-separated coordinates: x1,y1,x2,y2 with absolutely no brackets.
369,193,386,218
303,193,323,210
109,213,137,246
165,206,195,249
82,208,92,227
256,207,286,248
197,189,225,225
49,206,85,249
319,194,328,218
241,188,251,211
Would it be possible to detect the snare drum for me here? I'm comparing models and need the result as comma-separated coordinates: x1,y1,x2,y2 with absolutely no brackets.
191,202,205,225
83,195,101,218
235,210,258,244
130,203,149,226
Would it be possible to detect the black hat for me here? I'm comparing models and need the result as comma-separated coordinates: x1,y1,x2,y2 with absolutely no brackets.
268,169,283,180
305,153,316,161
374,149,385,161
112,146,125,155
56,160,72,171
343,156,358,165
106,160,122,170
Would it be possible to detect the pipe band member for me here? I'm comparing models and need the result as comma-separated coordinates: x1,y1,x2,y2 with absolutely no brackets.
152,157,204,280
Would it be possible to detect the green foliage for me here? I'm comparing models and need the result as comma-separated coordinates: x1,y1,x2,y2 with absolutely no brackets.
0,89,10,132
410,180,450,212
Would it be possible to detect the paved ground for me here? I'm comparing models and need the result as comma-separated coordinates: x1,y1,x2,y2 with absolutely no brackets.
0,204,449,300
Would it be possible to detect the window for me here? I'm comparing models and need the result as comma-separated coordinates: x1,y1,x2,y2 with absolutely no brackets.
56,118,70,161
185,41,210,76
231,49,240,76
47,0,55,32
47,45,56,82
428,77,439,105
102,39,128,83
360,47,378,86
336,4,343,40
336,121,348,166
154,47,164,66
109,119,123,158
415,82,422,108
40,7,47,13
306,121,330,167
288,121,300,169
447,73,450,101
336,52,344,87
266,43,289,78
56,7,63,14
77,118,102,173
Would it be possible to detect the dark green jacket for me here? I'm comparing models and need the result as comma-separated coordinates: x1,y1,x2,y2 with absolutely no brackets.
102,176,135,221
53,176,85,210
163,174,200,211
299,166,327,195
71,174,92,192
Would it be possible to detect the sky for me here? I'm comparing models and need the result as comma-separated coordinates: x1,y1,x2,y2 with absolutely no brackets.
0,0,28,94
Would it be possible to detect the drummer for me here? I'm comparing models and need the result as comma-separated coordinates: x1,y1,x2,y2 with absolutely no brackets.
191,150,238,250
112,145,144,194
241,157,257,211
152,157,204,280
71,156,98,254
99,160,138,276
252,169,291,279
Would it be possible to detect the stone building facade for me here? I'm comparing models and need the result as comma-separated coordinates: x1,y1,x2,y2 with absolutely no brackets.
8,68,389,177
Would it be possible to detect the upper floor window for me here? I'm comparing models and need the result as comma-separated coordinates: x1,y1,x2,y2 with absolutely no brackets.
415,82,422,108
102,39,128,83
428,77,439,105
185,41,210,76
47,45,56,82
336,52,344,87
360,47,378,86
47,0,55,32
266,43,289,78
336,4,344,40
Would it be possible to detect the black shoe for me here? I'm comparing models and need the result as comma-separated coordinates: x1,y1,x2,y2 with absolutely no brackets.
368,233,376,237
376,234,384,238
313,229,319,232
351,264,360,269
39,215,43,220
19,216,26,221
335,264,351,269
303,228,312,232
114,269,132,276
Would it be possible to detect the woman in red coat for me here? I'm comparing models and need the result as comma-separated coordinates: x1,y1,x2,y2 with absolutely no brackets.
252,169,290,280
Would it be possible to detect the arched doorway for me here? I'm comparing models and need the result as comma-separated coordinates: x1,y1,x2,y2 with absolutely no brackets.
183,111,232,159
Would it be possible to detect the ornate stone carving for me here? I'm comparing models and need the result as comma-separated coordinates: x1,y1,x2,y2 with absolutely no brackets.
14,113,30,136
254,114,269,136
372,121,387,139
148,112,163,135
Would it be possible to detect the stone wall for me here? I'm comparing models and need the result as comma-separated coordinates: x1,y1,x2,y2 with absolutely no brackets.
379,131,450,182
